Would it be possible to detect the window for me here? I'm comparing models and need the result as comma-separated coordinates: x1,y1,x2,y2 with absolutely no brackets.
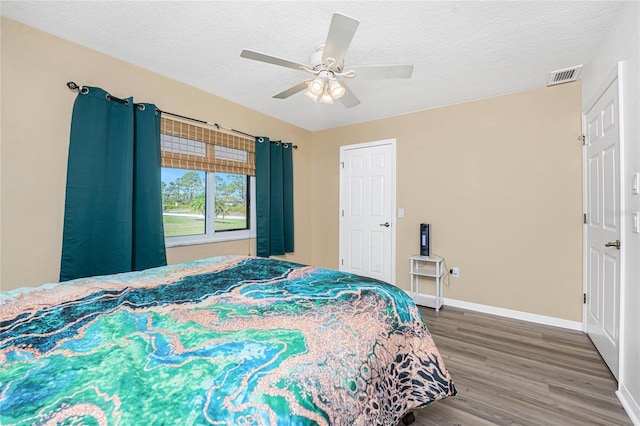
162,168,206,237
161,168,254,245
213,172,250,232
160,117,255,246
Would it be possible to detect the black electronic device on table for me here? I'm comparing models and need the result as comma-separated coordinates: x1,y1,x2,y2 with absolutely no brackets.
420,223,430,257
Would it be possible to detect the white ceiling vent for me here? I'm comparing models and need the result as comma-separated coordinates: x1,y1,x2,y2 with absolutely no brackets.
547,65,583,86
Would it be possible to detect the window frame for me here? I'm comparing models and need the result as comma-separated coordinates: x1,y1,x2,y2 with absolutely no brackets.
164,171,256,248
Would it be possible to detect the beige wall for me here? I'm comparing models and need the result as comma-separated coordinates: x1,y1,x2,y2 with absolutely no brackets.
1,18,584,323
0,18,312,290
311,83,583,321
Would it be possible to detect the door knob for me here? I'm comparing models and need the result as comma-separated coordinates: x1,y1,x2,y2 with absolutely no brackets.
604,240,621,249
379,222,390,228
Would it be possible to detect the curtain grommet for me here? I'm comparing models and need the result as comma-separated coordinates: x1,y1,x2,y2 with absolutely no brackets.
80,87,89,95
283,143,289,148
124,100,130,106
106,94,111,102
275,141,280,146
258,137,265,143
137,103,145,111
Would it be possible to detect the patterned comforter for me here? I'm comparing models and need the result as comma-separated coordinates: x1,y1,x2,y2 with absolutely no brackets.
0,256,456,425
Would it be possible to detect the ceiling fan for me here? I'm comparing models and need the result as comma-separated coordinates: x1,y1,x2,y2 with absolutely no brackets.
240,13,414,108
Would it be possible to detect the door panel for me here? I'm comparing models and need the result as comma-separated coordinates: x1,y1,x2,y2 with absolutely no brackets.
585,78,620,379
588,247,600,321
602,253,618,343
603,146,617,230
371,175,385,217
588,114,599,139
370,230,385,274
602,100,615,134
589,156,601,225
350,177,364,216
348,229,363,271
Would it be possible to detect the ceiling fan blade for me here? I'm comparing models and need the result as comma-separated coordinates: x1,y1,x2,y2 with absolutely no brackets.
273,81,311,99
339,82,360,108
323,13,359,66
348,65,414,79
241,49,309,72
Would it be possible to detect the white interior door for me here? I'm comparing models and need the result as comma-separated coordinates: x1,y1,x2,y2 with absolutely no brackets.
339,140,395,284
585,78,621,380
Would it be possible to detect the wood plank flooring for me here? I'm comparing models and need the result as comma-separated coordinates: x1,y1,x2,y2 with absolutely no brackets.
412,306,631,425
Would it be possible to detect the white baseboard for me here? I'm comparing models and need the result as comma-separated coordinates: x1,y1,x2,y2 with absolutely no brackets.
618,384,640,426
407,291,582,331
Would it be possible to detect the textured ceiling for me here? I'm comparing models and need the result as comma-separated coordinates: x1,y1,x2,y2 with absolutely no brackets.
1,1,626,131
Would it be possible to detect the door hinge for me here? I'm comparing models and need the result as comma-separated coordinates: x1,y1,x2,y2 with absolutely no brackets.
583,213,587,224
583,293,587,304
341,210,344,217
341,258,344,266
340,162,344,168
579,134,586,145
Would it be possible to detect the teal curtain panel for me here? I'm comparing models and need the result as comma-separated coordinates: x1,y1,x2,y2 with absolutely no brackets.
282,144,294,252
60,87,166,281
255,138,294,257
132,103,166,271
255,137,271,258
269,142,285,253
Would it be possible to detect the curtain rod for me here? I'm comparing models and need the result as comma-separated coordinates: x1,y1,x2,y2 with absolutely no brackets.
66,82,297,149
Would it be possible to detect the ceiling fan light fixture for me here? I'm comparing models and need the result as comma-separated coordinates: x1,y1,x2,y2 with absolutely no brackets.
308,77,325,96
318,87,334,104
328,78,345,99
304,89,320,102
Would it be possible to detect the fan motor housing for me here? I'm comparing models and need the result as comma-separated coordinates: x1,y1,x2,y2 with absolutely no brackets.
310,43,343,72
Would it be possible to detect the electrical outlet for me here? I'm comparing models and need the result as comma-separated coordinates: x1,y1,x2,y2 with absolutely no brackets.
450,267,460,278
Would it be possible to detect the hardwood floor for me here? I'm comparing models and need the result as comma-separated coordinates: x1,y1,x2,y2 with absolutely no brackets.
412,306,631,426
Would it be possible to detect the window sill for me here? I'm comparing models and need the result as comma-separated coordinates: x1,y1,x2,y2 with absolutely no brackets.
165,231,256,248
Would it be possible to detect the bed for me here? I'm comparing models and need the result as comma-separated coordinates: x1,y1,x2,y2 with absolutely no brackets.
0,256,456,425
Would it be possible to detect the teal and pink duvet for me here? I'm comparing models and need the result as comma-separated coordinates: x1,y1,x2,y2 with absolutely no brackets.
1,256,456,425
